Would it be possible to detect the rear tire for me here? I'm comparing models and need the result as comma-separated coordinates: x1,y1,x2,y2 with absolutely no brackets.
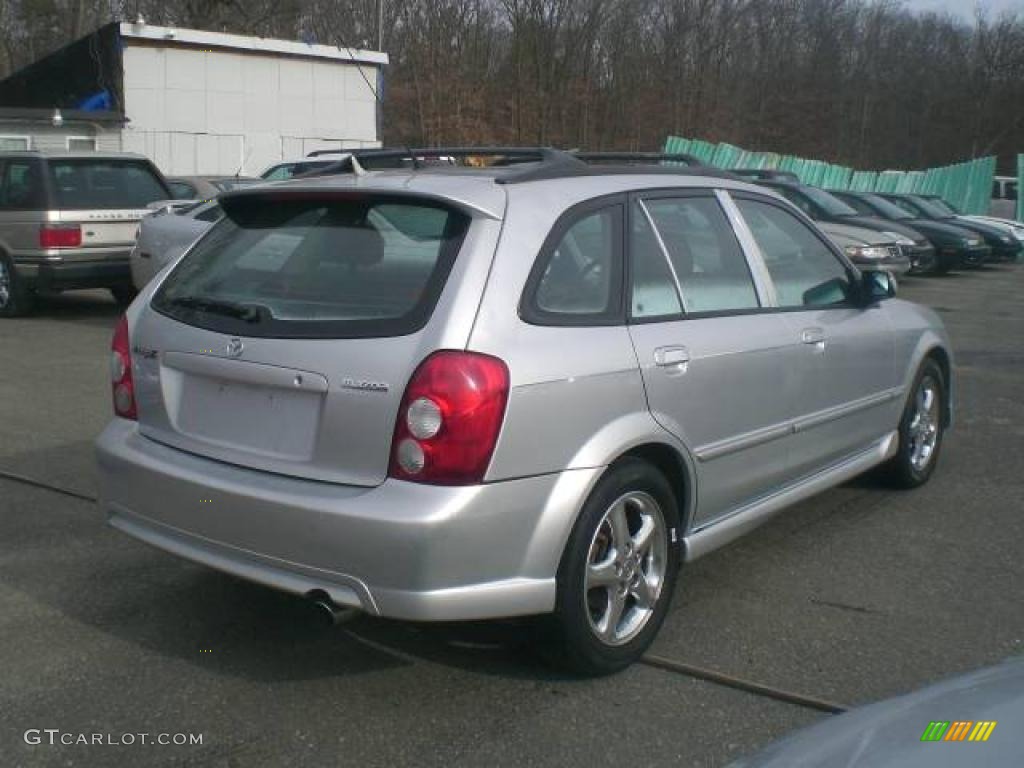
879,359,946,489
0,253,35,317
540,458,682,676
109,286,138,307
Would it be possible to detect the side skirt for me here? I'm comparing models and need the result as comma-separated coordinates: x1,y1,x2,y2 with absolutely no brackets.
683,431,898,562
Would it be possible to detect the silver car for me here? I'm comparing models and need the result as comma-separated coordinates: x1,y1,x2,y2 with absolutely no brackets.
96,149,953,674
130,201,223,290
0,151,172,316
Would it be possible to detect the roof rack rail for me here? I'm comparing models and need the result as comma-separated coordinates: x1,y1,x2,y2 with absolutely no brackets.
571,151,701,166
731,168,800,183
294,146,741,184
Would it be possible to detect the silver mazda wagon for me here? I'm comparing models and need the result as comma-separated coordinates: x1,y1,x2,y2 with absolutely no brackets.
96,149,953,674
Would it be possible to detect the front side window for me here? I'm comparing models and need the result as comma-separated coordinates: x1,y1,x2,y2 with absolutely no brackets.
736,198,853,309
526,205,622,323
635,196,759,315
153,195,469,338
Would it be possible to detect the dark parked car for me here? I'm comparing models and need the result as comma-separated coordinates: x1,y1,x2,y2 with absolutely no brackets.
830,190,990,274
753,180,938,275
731,169,801,183
879,193,1021,264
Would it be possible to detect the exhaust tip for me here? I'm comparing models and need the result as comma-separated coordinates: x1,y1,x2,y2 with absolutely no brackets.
312,597,360,627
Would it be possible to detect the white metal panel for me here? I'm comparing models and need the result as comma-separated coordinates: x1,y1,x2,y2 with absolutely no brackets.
301,139,342,156
206,51,244,92
165,48,207,91
169,133,197,174
207,91,245,134
280,96,314,136
123,87,165,130
345,101,377,141
279,59,314,97
314,98,347,136
281,137,303,158
122,47,165,90
164,91,206,132
342,66,378,102
312,61,345,99
244,90,279,133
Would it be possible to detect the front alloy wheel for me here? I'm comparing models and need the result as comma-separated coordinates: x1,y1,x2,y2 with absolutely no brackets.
880,358,946,488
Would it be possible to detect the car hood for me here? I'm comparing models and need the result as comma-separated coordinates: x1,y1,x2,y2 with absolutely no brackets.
818,221,893,247
831,215,925,243
900,218,981,244
729,656,1024,767
946,217,1018,243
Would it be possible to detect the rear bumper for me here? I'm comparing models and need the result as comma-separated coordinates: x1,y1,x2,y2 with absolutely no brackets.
17,254,133,290
95,419,599,621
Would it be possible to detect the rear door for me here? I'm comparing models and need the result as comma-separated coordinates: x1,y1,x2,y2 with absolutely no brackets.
131,190,480,487
626,190,802,525
46,158,170,260
731,194,897,477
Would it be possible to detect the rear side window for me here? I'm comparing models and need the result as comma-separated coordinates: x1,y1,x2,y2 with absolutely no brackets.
169,181,197,199
152,195,470,339
0,160,46,210
736,198,852,309
48,159,168,209
522,204,624,325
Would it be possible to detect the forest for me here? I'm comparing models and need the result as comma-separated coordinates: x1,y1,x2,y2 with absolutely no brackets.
2,0,1023,171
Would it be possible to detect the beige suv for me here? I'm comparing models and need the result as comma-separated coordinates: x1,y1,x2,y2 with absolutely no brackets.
0,151,171,316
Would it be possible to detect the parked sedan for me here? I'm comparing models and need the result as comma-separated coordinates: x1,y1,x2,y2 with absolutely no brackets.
129,201,222,290
880,193,1021,263
831,190,990,273
753,180,938,274
166,175,260,201
97,149,953,675
920,194,1024,252
817,221,911,275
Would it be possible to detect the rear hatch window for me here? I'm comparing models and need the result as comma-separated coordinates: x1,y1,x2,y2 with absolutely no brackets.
151,194,470,338
48,159,169,209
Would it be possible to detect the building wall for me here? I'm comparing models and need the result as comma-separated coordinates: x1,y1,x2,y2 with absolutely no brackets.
120,44,380,176
0,121,120,153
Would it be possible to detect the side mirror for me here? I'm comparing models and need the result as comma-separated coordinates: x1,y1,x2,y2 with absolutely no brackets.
860,269,897,303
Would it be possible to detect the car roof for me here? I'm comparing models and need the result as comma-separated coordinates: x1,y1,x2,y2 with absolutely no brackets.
224,166,780,221
0,150,153,162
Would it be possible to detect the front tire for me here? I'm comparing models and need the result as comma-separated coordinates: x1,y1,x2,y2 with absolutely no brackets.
0,253,35,317
881,358,946,489
543,458,682,675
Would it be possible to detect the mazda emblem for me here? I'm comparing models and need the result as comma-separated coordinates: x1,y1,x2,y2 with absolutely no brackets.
227,338,244,358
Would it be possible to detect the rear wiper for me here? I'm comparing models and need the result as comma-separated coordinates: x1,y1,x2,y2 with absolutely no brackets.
167,295,263,322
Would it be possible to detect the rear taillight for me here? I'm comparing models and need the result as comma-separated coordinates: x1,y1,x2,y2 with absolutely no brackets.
110,316,137,420
389,351,509,485
39,224,82,248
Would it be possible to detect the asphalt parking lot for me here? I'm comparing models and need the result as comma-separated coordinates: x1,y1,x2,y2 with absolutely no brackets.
2,266,1022,767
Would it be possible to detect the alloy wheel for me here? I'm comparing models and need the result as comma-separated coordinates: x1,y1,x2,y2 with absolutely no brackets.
0,259,9,308
584,491,668,646
908,375,941,472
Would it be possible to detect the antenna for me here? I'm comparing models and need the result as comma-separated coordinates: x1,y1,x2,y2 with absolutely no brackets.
333,25,420,170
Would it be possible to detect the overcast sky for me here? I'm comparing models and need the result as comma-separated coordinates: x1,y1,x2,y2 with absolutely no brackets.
904,0,1024,19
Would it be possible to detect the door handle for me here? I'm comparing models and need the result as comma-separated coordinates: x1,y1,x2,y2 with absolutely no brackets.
801,327,826,351
654,345,691,369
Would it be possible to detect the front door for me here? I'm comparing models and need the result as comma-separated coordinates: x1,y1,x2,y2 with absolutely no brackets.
731,194,898,478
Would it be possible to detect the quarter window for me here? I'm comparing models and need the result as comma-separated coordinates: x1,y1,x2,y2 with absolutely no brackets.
0,160,45,210
528,206,622,321
636,196,760,314
736,198,852,308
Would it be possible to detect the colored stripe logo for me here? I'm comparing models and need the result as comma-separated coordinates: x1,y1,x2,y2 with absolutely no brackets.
921,721,996,742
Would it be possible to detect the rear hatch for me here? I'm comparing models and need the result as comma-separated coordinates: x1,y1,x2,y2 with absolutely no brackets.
47,157,170,257
132,189,473,486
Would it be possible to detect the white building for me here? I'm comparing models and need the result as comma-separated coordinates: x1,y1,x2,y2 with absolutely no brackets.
0,22,387,176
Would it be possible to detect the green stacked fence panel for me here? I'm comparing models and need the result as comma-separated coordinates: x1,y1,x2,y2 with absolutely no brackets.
1018,154,1023,222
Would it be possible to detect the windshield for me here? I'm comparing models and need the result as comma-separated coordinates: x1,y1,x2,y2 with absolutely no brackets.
152,194,470,338
926,197,960,216
47,159,169,209
861,193,914,220
801,186,859,216
908,196,953,218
